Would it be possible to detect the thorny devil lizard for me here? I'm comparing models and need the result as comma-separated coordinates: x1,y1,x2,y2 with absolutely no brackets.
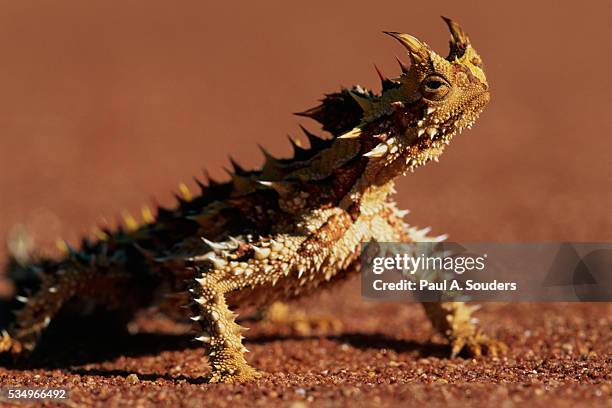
0,17,505,383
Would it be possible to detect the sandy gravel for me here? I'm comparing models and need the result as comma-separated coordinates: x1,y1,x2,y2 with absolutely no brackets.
0,279,610,407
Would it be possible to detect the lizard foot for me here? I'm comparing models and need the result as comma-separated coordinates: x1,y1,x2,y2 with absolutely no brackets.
208,363,263,384
0,330,25,355
265,302,342,336
450,330,508,358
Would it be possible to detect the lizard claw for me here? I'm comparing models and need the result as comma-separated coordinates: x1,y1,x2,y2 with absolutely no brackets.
264,302,343,336
208,366,263,384
450,331,507,358
0,330,12,353
0,330,26,357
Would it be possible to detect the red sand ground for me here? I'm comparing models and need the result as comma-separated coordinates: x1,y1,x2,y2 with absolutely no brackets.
0,291,609,407
0,1,610,407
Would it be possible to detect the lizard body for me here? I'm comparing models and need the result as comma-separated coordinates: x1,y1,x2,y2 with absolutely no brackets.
0,17,504,383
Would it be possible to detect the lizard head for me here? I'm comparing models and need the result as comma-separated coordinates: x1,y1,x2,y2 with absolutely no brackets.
354,17,490,180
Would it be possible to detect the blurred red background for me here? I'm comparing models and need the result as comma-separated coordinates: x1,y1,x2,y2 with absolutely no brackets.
0,0,610,258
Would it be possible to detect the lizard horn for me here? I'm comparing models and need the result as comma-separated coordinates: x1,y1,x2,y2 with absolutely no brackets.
441,16,470,60
383,31,429,65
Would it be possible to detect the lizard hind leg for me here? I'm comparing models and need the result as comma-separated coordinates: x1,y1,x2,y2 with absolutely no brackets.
189,266,261,383
253,301,343,337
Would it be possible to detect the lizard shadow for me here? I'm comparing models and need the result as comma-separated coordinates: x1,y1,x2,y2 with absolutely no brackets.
1,318,448,383
248,332,449,358
63,332,447,384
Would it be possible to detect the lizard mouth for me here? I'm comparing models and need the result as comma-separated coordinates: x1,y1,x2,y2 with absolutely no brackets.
418,93,488,142
399,95,489,174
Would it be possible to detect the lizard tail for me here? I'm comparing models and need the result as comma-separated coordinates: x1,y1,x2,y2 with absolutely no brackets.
1,226,43,332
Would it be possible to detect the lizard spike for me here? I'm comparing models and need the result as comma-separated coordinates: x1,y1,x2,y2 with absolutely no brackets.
194,176,207,192
420,226,432,235
195,334,211,343
141,206,155,224
178,183,192,201
337,127,362,139
269,239,283,252
395,56,410,74
397,209,410,217
194,297,206,305
55,239,70,255
374,63,386,83
252,246,271,260
287,135,309,159
363,143,388,158
258,144,281,167
228,156,248,176
256,180,295,198
299,125,326,150
202,238,229,252
207,254,228,269
374,64,399,91
173,193,186,205
121,212,139,231
293,104,323,120
195,277,207,285
93,228,109,241
203,170,221,187
348,90,372,112
16,295,28,303
435,233,449,242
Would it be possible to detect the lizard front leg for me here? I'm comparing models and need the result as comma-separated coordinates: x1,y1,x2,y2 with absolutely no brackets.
189,209,360,383
188,269,259,383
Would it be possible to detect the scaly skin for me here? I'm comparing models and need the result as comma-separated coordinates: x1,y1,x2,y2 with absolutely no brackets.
0,17,505,383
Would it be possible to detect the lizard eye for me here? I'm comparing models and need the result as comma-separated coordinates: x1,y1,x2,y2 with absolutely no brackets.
426,80,443,89
421,76,450,101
